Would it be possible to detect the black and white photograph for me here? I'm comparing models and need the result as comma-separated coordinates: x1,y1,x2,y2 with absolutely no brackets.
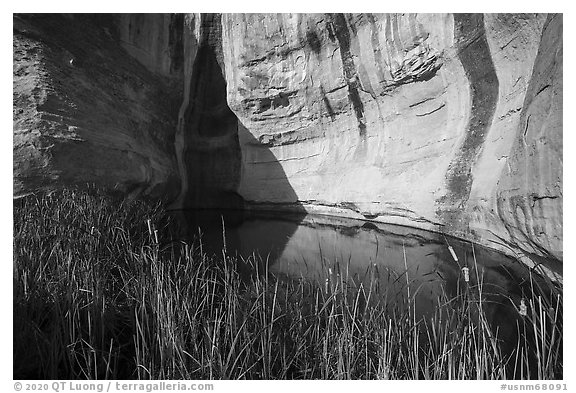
12,10,563,383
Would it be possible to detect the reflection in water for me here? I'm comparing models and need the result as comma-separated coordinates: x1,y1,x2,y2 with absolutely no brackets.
175,210,535,324
171,209,560,377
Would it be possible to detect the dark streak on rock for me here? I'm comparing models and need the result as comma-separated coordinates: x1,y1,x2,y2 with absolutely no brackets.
305,28,322,55
531,195,559,211
523,114,531,139
325,19,336,42
357,63,375,98
409,96,436,108
320,85,336,121
438,14,499,227
168,14,184,73
345,14,358,35
329,13,366,137
366,13,387,86
531,194,559,208
416,103,446,117
536,84,551,96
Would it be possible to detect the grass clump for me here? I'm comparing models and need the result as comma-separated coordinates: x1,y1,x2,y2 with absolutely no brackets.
13,188,562,379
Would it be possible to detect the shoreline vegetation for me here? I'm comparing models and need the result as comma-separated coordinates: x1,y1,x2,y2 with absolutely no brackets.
13,188,563,380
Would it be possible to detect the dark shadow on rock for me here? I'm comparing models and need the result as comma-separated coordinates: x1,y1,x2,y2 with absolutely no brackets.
175,110,308,279
174,14,306,277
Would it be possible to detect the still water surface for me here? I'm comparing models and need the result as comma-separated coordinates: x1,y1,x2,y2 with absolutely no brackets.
174,209,536,327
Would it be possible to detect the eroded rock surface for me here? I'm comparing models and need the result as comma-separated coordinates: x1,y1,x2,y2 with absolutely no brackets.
13,14,185,200
221,13,562,265
13,13,562,266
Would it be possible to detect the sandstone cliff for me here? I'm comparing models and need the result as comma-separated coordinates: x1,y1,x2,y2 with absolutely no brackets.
13,14,185,200
221,13,562,265
13,13,563,267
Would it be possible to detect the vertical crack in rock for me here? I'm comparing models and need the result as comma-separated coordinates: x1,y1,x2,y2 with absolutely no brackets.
174,13,242,208
328,13,367,137
438,14,499,229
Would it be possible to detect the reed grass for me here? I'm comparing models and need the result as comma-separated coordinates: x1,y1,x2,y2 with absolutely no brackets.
13,188,562,379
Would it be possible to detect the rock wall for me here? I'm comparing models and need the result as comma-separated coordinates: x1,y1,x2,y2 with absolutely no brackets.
494,14,563,261
13,13,562,266
171,14,244,209
13,14,187,200
221,13,562,265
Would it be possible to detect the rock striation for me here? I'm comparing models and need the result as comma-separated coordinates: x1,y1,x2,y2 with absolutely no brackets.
13,14,185,200
221,13,562,266
13,13,562,267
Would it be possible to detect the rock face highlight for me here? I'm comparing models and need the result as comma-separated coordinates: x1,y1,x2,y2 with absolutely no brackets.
221,13,562,265
13,13,562,266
